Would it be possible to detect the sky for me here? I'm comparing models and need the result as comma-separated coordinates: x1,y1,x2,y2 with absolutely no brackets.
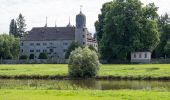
0,0,170,34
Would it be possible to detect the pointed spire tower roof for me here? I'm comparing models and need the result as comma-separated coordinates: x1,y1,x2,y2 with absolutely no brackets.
45,16,48,27
67,17,72,27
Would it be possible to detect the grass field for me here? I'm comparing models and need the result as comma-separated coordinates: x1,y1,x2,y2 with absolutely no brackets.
0,89,170,100
0,64,170,100
0,64,170,79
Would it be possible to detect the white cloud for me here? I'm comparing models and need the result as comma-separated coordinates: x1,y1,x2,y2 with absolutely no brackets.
0,0,170,34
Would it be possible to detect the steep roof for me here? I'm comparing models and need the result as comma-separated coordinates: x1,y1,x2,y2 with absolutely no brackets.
21,27,75,41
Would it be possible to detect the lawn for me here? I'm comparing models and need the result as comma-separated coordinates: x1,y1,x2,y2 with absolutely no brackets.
0,64,170,79
0,89,170,100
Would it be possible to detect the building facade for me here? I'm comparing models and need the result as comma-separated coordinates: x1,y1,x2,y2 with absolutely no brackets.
131,52,151,63
20,11,98,59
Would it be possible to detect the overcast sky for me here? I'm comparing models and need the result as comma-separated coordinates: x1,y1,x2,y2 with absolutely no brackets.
0,0,170,34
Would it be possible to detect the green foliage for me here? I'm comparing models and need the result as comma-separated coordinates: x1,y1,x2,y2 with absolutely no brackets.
65,41,82,59
154,13,170,58
95,0,159,61
16,13,26,37
38,53,48,59
164,41,170,58
9,19,18,37
29,54,34,59
88,45,97,52
19,55,28,60
68,47,100,78
0,34,19,59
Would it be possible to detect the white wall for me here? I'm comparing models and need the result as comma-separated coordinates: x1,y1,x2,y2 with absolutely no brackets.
20,40,73,59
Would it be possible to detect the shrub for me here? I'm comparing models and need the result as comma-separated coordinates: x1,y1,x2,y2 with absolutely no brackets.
88,45,97,52
65,41,82,59
68,47,100,78
38,53,48,59
29,54,34,59
19,55,28,60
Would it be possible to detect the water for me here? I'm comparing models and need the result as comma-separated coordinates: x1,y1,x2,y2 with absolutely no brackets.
0,79,170,90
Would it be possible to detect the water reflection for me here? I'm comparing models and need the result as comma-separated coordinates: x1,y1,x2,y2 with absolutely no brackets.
0,79,170,90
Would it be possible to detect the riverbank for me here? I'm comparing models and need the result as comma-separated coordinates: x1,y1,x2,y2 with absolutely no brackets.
0,64,170,80
0,89,170,100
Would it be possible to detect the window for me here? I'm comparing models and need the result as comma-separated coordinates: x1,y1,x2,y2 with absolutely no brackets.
21,43,24,46
43,50,47,52
139,53,142,58
30,43,34,46
50,43,53,45
82,35,85,38
145,53,147,58
83,42,85,45
50,49,53,53
43,43,47,46
134,54,136,58
30,50,34,52
63,43,68,45
83,28,85,32
36,50,40,52
21,49,23,52
36,43,40,46
63,49,67,52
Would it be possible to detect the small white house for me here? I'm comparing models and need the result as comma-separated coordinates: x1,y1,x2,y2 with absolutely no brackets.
131,52,151,63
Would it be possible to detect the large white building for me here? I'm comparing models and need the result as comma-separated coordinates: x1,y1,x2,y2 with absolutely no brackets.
20,11,98,59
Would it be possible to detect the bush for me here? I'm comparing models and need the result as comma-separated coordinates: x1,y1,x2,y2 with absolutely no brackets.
38,53,48,59
29,54,34,59
65,41,82,59
68,47,100,78
19,55,28,60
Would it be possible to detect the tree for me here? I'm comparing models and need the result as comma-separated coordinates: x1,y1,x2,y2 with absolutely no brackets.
16,13,26,37
29,54,34,59
65,41,82,59
95,0,159,62
19,55,28,60
88,45,97,52
0,34,20,59
38,53,48,59
9,19,18,37
68,47,100,78
153,13,170,58
164,41,170,58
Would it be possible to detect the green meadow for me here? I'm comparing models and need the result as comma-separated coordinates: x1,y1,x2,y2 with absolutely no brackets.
0,64,170,100
0,64,170,79
0,90,170,100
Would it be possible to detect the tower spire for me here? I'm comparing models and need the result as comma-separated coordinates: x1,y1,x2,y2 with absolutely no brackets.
45,16,47,27
67,17,72,27
69,17,71,25
55,19,57,27
80,5,83,13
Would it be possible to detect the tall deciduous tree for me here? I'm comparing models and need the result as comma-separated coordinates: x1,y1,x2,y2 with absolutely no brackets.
154,13,170,58
9,19,18,37
16,13,26,37
95,0,159,62
0,34,20,59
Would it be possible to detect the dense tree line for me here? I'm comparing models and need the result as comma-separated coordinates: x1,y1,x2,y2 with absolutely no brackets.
0,34,20,59
95,0,170,62
153,14,170,58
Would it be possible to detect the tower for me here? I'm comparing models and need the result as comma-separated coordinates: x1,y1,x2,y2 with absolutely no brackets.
75,7,87,45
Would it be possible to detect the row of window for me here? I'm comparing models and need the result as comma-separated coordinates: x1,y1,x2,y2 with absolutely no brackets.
21,49,67,53
133,53,148,58
21,42,68,46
